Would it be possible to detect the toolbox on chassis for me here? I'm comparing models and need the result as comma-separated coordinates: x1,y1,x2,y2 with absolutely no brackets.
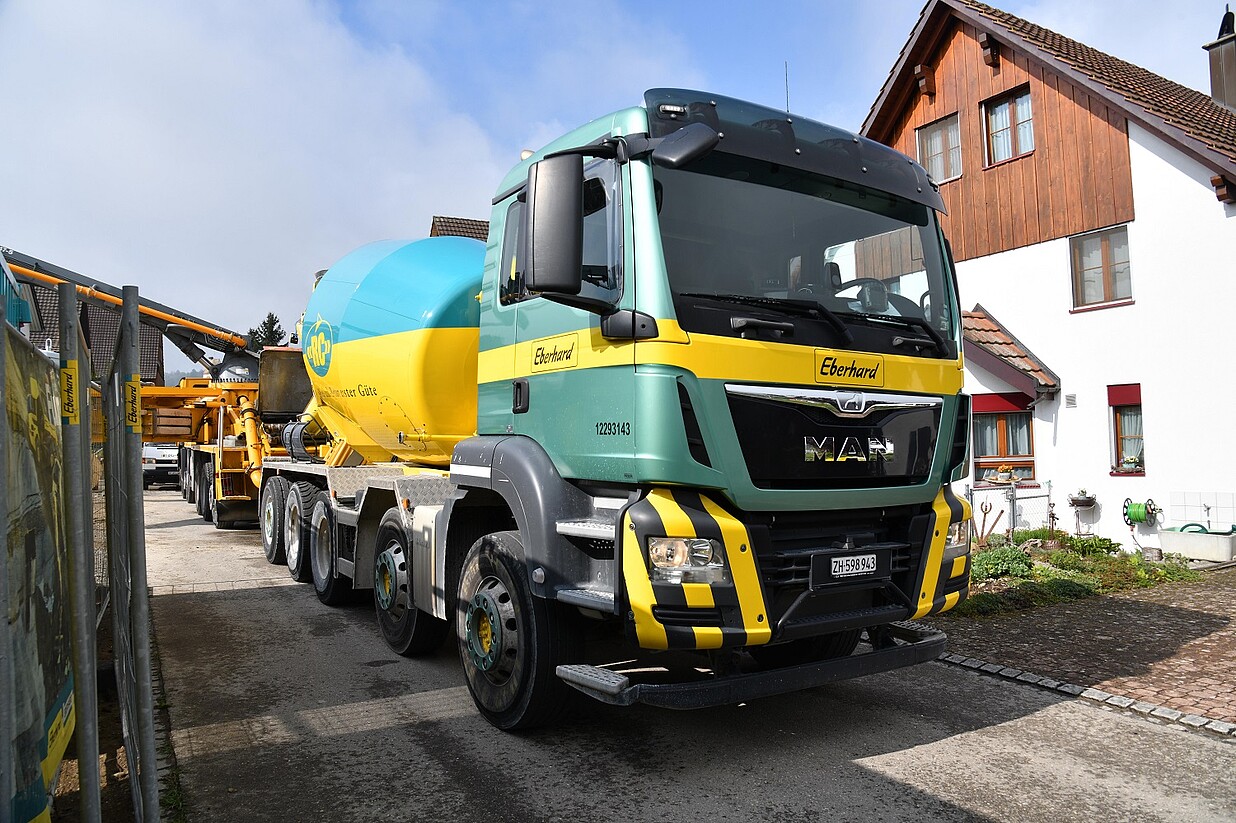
259,88,973,730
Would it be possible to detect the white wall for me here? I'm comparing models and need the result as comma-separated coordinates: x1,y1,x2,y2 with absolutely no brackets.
952,122,1236,548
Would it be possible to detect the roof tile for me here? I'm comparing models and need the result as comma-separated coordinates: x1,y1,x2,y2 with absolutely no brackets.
955,0,1236,167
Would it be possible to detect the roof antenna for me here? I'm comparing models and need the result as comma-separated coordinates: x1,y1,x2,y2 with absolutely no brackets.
784,60,791,113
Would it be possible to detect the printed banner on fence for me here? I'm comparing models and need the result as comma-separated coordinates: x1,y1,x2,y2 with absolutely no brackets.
5,325,75,823
59,359,79,426
125,373,141,433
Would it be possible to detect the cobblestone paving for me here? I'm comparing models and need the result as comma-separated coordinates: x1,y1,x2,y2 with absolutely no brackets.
929,566,1236,724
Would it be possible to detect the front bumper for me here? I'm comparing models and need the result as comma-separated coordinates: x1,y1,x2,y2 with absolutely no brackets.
621,487,970,651
557,621,945,708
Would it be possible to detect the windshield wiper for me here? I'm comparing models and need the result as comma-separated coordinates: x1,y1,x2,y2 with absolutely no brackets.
679,292,854,345
849,312,949,356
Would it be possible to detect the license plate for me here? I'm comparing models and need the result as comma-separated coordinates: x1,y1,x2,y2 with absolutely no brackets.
831,553,878,578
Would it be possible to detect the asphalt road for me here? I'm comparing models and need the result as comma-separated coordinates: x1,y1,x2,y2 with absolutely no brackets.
143,488,1236,823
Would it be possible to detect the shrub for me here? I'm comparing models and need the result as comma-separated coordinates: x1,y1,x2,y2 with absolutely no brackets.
1046,550,1087,572
950,578,1096,617
1064,535,1122,556
971,546,1033,581
1032,564,1100,592
1011,527,1057,543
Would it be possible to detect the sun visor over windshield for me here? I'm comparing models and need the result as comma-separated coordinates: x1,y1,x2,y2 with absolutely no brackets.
644,88,946,214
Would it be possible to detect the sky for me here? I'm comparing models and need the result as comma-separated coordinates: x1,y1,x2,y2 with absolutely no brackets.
0,0,1224,374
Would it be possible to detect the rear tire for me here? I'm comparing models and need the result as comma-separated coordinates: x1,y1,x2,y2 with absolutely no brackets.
183,453,196,504
200,457,215,521
193,460,207,517
748,629,862,668
309,492,350,606
284,482,316,583
374,509,447,656
260,477,291,564
456,531,580,731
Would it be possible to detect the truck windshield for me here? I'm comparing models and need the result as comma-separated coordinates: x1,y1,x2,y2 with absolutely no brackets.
654,153,957,357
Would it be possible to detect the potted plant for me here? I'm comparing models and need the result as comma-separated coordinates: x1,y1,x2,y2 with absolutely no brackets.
1068,488,1096,507
996,464,1014,482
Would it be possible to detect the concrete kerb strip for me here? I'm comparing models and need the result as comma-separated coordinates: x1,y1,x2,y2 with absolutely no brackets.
935,652,1236,740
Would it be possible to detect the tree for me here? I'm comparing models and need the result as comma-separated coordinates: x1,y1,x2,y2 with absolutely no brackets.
247,312,286,348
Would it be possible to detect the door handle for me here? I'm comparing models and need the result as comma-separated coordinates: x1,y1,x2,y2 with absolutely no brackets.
512,378,529,414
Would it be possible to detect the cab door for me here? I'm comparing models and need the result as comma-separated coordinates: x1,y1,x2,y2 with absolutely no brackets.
511,158,636,483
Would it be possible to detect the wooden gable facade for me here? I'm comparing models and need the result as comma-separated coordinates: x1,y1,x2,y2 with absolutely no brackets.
866,10,1134,263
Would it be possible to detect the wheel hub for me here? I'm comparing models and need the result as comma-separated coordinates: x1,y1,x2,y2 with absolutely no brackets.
464,577,515,675
374,543,409,615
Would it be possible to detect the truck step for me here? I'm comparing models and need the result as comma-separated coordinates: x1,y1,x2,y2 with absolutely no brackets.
556,588,615,610
556,518,616,539
556,664,630,697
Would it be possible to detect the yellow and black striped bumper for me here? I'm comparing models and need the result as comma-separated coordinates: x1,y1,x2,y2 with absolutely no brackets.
911,486,972,618
621,488,771,651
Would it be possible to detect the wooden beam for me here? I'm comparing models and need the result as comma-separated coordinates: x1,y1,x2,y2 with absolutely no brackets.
979,31,1001,68
1213,174,1236,204
914,63,936,97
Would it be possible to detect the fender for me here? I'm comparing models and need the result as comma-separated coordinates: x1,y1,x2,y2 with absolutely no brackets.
448,434,623,600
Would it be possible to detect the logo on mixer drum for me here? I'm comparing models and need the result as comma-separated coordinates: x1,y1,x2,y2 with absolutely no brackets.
305,315,335,377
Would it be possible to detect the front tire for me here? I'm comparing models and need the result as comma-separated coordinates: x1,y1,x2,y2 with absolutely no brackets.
260,477,291,564
309,492,350,606
456,531,579,731
284,482,316,583
373,509,447,656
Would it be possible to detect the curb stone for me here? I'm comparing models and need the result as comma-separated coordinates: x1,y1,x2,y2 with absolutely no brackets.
934,652,1236,740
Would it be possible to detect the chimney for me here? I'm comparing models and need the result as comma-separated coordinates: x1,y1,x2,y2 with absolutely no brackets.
1205,5,1236,110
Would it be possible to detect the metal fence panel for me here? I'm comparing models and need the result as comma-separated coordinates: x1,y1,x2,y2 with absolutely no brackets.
968,482,1056,544
101,286,159,820
60,283,102,823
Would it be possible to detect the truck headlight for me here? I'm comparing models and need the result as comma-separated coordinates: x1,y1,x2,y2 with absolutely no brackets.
946,518,971,548
647,537,729,584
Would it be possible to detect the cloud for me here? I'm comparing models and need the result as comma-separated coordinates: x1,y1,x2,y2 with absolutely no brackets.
0,0,507,362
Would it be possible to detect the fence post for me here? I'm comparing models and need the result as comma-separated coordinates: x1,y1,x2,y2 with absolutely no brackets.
59,283,102,823
1,298,13,823
120,287,160,817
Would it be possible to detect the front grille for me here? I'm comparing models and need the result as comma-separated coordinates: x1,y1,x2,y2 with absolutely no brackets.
726,386,940,489
746,506,930,630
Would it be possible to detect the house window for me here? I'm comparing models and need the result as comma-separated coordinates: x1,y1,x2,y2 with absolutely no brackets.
1071,226,1131,308
916,114,961,182
984,87,1033,164
1109,384,1144,473
973,410,1034,481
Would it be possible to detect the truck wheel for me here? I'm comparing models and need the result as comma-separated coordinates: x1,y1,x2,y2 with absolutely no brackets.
184,454,196,504
203,462,216,523
309,492,350,606
456,531,580,730
260,477,291,564
193,461,207,517
374,509,447,656
284,482,316,583
748,629,862,669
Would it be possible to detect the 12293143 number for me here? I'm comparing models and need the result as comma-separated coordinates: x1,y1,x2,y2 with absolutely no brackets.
595,421,631,436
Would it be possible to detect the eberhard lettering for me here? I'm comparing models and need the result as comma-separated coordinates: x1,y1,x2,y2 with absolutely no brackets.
530,334,580,372
533,341,575,366
804,435,895,463
819,356,880,380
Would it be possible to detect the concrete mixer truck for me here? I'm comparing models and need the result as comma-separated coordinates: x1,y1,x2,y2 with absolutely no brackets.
259,88,973,730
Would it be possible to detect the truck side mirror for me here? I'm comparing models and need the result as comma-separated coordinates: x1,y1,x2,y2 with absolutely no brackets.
650,122,719,169
525,153,584,296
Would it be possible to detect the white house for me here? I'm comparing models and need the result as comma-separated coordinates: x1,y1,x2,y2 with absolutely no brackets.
862,0,1236,551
